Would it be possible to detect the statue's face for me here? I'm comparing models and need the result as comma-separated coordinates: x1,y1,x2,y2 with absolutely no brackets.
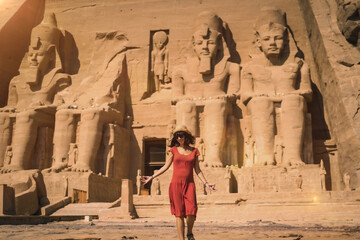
257,25,286,57
192,29,219,59
28,40,47,68
155,41,165,50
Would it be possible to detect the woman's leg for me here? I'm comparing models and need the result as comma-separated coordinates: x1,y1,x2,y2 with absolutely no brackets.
176,217,185,240
186,215,196,235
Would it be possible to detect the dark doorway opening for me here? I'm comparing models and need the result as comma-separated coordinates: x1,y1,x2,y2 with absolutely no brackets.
144,139,166,192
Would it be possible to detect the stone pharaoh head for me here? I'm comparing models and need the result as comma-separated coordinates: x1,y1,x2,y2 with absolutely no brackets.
255,8,289,59
192,11,224,74
27,12,61,84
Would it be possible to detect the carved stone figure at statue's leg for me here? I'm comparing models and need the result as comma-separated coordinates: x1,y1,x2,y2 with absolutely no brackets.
68,108,123,172
249,97,275,166
204,99,227,167
1,110,54,173
281,94,306,166
158,73,164,85
154,75,160,92
176,100,197,138
0,113,11,168
47,109,78,173
69,109,102,172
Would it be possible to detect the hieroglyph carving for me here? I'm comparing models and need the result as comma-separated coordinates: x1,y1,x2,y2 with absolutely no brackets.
241,8,312,166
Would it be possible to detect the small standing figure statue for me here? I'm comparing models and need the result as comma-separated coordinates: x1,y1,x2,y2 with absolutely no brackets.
103,124,115,178
296,174,303,192
63,176,68,197
344,172,351,191
167,119,176,150
320,160,327,191
224,165,231,193
136,169,142,195
243,124,255,167
4,146,13,166
151,31,169,91
196,138,205,163
68,143,78,167
250,174,255,192
151,170,161,195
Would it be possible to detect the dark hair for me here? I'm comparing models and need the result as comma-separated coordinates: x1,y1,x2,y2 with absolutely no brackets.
169,131,195,147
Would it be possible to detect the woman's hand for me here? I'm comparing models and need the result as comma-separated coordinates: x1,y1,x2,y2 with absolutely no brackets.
205,183,216,193
141,176,153,185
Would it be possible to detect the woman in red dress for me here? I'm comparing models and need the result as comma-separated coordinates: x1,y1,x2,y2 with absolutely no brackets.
142,125,215,240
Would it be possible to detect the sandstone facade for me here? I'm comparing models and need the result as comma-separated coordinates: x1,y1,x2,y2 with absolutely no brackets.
0,0,358,215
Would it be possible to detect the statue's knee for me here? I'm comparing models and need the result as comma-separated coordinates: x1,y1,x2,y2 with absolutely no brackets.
16,110,35,123
205,99,226,113
249,97,273,116
0,113,10,126
176,100,196,113
81,109,101,121
56,109,75,121
282,95,305,110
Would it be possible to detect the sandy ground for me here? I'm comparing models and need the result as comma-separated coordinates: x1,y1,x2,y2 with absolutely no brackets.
0,217,359,240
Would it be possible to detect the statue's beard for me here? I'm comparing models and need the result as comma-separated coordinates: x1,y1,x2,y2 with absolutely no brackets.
199,55,212,75
25,67,41,86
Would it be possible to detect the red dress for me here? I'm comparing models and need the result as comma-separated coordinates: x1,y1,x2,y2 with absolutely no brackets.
169,146,199,217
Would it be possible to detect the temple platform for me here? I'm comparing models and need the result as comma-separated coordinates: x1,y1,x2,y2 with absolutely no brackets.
153,165,322,196
43,172,122,203
133,191,360,224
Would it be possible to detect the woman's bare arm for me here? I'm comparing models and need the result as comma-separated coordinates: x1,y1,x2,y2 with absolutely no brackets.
142,151,174,185
194,155,216,192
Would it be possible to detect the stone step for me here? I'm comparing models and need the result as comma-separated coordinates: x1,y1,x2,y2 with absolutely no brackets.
134,200,360,224
51,202,113,216
134,191,360,205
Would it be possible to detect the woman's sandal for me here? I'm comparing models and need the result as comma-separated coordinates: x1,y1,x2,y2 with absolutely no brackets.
187,233,195,240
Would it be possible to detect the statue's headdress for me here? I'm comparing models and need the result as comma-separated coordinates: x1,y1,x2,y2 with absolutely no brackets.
153,31,168,44
194,11,223,35
30,12,60,50
255,7,287,31
191,11,231,75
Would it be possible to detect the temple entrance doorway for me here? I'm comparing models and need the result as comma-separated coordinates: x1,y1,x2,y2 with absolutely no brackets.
144,139,166,193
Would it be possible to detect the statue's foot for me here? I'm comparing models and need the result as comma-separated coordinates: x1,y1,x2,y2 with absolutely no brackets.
42,163,68,173
65,165,93,173
204,161,223,168
0,165,23,174
263,160,276,166
254,160,275,166
287,159,305,167
256,155,275,166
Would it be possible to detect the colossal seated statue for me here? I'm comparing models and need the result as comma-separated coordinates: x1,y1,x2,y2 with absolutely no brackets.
0,13,71,172
241,8,312,166
48,31,130,174
172,11,240,167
